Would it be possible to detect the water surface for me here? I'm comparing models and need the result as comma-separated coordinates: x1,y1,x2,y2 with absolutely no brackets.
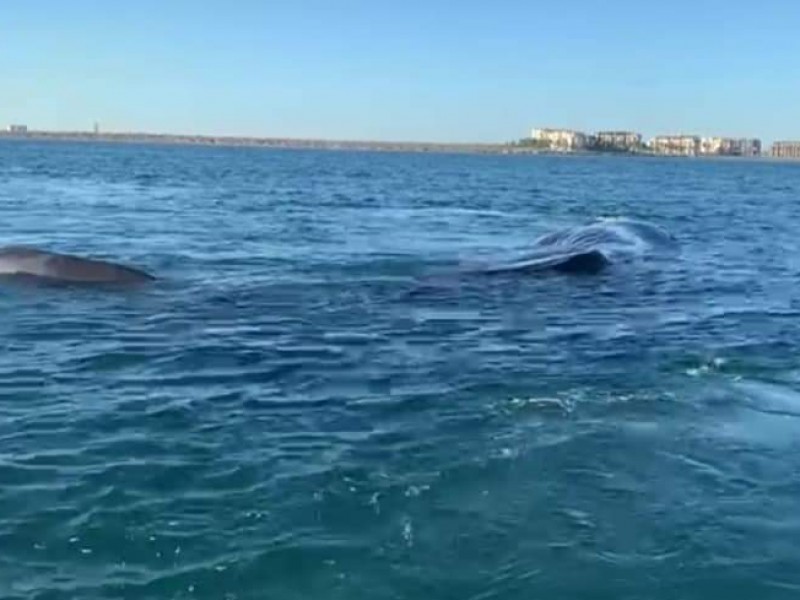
2,141,800,599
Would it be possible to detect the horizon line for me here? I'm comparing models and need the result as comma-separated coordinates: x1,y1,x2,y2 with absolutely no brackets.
1,126,797,151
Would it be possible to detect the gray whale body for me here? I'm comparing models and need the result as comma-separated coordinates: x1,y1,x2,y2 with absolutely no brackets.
0,246,155,285
474,217,677,276
407,218,678,297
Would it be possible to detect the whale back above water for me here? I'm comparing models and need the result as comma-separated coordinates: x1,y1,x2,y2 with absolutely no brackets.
474,217,678,276
0,246,155,285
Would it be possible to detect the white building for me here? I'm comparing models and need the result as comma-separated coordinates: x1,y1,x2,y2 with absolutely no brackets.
700,137,761,156
7,124,28,134
595,131,642,151
650,135,700,156
734,138,761,156
700,137,728,155
530,128,588,151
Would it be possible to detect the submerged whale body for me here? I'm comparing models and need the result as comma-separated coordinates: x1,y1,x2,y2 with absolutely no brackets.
407,218,678,297
0,246,155,285
472,217,677,276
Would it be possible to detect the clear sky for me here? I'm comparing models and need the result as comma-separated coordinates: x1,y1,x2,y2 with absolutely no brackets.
2,1,799,143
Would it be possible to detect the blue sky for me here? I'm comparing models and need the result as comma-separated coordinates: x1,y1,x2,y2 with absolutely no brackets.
2,1,799,143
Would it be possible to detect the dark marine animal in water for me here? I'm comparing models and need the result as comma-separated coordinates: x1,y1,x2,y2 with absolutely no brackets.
405,217,679,298
0,246,155,286
469,217,678,276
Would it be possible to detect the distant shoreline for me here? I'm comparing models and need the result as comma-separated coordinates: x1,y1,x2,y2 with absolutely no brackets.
0,130,514,155
1,130,797,161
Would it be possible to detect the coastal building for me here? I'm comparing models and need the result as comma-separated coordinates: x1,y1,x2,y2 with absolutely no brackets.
530,128,588,151
594,131,642,151
6,124,27,134
771,141,800,159
736,138,761,156
700,137,729,155
700,137,762,156
650,135,700,156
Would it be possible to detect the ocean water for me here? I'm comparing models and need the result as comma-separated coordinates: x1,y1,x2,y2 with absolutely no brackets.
2,140,800,599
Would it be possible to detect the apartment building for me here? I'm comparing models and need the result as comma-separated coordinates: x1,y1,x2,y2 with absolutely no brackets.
530,128,588,151
700,137,761,156
771,141,800,159
650,135,700,156
594,131,642,151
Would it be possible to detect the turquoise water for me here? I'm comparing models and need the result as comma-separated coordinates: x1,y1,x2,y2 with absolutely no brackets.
3,141,800,599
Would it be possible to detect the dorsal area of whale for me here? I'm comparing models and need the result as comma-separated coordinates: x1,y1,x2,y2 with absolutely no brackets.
478,217,677,276
533,217,676,256
0,246,155,285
